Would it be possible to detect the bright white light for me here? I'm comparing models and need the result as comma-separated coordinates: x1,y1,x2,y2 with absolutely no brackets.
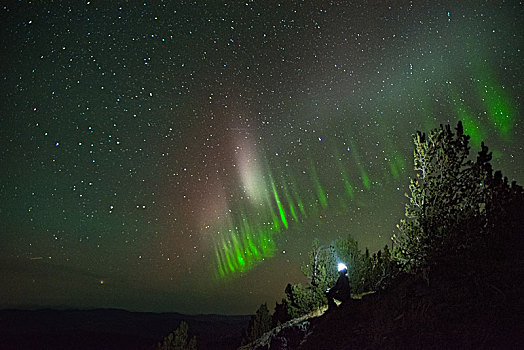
338,263,347,272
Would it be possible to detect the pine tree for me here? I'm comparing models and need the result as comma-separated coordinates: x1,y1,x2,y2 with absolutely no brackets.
243,303,272,344
378,245,398,288
394,121,523,271
302,239,322,288
278,239,339,319
272,300,289,326
282,283,313,319
157,321,197,350
301,239,337,292
334,235,365,293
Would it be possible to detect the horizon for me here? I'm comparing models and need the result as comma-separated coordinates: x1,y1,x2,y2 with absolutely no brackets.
0,307,251,317
1,1,522,315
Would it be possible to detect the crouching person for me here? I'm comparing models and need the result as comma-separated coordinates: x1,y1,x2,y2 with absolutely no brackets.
326,263,351,311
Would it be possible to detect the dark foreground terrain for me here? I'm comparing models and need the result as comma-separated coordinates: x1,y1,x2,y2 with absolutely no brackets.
0,308,249,349
246,253,524,349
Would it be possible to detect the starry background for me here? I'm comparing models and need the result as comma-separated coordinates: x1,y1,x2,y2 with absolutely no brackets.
0,1,522,315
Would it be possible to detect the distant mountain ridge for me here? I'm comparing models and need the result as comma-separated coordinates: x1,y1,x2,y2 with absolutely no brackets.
0,308,250,350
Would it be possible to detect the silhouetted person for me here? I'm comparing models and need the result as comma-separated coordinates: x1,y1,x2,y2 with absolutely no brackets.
326,263,351,311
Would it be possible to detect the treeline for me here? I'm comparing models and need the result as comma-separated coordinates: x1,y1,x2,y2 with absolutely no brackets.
280,237,400,322
242,121,523,345
241,237,401,345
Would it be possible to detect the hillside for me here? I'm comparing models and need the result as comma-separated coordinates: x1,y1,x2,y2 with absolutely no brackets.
240,122,524,349
245,252,523,349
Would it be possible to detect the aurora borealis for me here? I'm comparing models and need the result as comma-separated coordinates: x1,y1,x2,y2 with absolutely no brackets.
1,1,522,315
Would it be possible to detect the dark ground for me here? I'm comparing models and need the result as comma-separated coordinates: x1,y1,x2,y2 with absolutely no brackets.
303,261,524,349
248,252,524,350
0,308,250,350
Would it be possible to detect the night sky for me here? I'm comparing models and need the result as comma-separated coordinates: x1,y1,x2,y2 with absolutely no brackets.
1,1,522,315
